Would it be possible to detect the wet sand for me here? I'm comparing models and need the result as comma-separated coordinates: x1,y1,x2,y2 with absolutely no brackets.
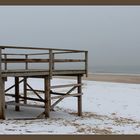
56,73,140,84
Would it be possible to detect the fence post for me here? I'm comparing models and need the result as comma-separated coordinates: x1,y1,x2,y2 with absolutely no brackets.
25,54,28,70
49,49,53,79
85,51,88,77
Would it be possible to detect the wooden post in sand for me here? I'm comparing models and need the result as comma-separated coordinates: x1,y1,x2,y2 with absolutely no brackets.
15,77,20,111
44,76,50,118
77,74,82,116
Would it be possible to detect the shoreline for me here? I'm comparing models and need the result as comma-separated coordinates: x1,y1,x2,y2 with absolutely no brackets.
56,73,140,84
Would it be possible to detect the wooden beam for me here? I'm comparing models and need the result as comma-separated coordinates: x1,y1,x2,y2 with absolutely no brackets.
5,93,45,102
6,102,44,108
0,48,5,119
49,50,53,78
51,86,78,110
0,78,5,119
5,78,24,93
85,51,88,77
50,93,82,100
0,45,86,52
44,76,50,118
24,77,27,104
26,83,43,100
77,75,82,116
15,77,20,111
2,58,85,63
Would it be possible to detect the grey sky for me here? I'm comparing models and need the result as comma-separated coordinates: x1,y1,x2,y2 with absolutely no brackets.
0,6,140,73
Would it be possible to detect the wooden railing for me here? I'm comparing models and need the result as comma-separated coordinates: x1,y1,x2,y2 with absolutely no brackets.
0,46,88,77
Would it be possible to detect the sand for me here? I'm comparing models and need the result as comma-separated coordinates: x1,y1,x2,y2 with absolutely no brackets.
56,73,140,84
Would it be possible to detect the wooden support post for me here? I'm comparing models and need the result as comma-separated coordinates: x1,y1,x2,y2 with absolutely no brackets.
0,48,5,119
49,49,53,78
0,77,5,119
24,77,27,104
15,77,20,111
77,75,82,116
44,76,50,118
85,51,88,77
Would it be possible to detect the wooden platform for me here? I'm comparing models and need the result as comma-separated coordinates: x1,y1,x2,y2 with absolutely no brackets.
0,46,88,119
1,69,85,77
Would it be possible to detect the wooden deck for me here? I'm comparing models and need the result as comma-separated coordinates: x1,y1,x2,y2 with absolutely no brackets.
1,69,86,77
0,46,88,120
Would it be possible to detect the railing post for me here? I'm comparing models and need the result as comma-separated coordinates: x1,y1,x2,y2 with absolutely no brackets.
25,54,28,70
4,54,7,70
85,51,88,77
49,49,53,79
52,53,55,70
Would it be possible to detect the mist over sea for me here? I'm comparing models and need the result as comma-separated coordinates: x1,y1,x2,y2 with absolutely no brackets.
90,66,140,75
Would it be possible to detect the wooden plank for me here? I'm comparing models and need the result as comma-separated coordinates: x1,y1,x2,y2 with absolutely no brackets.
5,78,24,92
50,85,78,110
0,78,5,119
44,76,50,118
15,77,20,111
27,84,82,93
5,93,45,102
0,45,86,52
85,51,88,77
26,83,43,100
4,54,7,70
2,58,49,63
54,51,85,54
25,55,28,70
6,102,44,108
1,70,85,77
2,58,85,63
24,77,27,104
51,93,83,100
49,50,53,78
77,75,82,116
0,48,6,119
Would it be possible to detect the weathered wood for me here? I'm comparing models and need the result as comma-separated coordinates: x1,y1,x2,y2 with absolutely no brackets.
4,54,7,70
85,51,88,77
0,48,6,119
77,75,82,116
52,53,55,70
24,77,27,104
2,58,85,63
15,77,20,111
5,93,45,102
0,46,87,119
2,70,85,77
25,55,28,70
44,76,50,118
6,102,44,108
51,93,82,100
27,83,82,93
49,50,53,78
0,78,5,119
0,45,86,52
26,83,43,100
5,78,24,93
51,86,78,109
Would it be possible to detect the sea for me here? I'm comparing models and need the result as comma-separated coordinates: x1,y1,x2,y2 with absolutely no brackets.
90,66,140,75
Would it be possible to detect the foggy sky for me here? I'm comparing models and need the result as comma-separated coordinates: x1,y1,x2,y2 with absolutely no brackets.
0,6,140,72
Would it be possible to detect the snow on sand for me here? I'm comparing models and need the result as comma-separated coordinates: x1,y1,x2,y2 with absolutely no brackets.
1,78,140,134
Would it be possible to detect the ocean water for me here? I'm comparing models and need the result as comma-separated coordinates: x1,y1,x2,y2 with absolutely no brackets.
89,66,140,75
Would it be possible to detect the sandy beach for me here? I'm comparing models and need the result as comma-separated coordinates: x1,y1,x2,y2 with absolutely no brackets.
57,73,140,84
